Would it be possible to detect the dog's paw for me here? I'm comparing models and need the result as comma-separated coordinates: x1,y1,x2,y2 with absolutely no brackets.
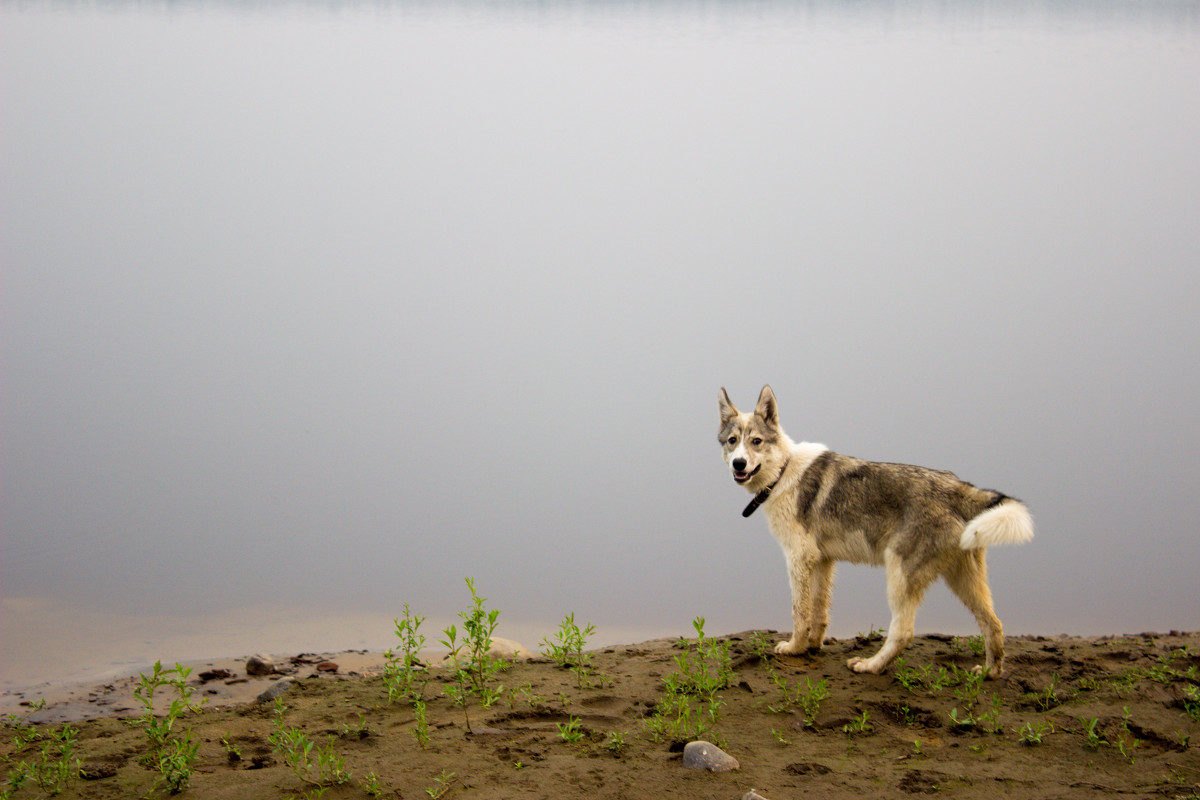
774,639,806,656
846,657,881,674
972,664,1004,679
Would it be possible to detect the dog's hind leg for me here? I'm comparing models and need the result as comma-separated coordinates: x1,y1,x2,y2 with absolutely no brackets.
807,559,836,651
848,550,931,674
944,549,1006,677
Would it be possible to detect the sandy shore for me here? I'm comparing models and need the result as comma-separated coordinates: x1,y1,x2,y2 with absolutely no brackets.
0,649,395,725
3,630,1199,799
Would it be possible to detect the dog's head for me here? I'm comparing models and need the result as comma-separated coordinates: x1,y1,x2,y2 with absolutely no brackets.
718,385,787,492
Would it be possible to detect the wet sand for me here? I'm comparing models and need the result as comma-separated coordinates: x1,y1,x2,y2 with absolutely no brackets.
3,630,1198,799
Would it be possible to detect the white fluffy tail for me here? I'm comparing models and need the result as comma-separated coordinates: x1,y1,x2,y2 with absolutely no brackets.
960,500,1034,550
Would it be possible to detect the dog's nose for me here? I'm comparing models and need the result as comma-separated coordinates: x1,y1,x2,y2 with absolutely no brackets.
732,458,747,471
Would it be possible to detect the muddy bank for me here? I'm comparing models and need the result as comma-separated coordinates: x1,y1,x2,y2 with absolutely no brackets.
3,631,1199,799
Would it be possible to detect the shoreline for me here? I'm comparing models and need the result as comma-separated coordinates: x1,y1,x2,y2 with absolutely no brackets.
0,649,395,725
6,629,1195,726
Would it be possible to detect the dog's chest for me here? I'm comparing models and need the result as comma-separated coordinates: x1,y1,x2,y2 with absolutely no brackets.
761,499,881,565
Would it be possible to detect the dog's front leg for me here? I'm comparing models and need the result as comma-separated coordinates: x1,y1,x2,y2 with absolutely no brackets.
775,546,818,655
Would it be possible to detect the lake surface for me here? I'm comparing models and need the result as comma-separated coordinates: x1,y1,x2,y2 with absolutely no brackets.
3,0,1198,691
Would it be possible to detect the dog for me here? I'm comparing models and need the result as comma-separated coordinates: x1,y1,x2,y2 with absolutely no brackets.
718,385,1033,676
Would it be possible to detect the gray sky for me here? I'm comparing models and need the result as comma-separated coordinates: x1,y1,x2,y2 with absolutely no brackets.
2,0,1199,684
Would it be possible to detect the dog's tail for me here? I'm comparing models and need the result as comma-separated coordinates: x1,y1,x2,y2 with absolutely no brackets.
960,498,1034,550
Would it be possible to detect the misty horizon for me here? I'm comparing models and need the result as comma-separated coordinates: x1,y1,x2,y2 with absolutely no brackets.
2,0,1198,689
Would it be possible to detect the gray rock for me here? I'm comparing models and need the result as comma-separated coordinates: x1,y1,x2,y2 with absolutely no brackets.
246,654,275,676
681,740,739,772
256,679,294,703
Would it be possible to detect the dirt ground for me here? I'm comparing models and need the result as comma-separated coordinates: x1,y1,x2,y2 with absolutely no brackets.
3,630,1199,799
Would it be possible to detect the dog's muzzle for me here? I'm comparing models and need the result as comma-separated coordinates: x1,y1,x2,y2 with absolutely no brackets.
732,459,760,484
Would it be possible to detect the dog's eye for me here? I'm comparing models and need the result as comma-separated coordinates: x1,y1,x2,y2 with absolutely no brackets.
727,436,737,445
752,437,763,446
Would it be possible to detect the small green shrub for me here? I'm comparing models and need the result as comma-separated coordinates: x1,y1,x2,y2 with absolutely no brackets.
643,617,733,744
268,700,352,789
540,613,601,688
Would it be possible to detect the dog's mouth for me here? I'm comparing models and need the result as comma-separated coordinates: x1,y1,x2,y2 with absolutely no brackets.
733,464,761,484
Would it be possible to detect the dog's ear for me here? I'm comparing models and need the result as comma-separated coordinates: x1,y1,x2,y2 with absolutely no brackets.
755,385,779,426
718,387,739,424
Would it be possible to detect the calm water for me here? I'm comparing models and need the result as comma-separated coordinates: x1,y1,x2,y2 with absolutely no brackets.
3,0,1199,690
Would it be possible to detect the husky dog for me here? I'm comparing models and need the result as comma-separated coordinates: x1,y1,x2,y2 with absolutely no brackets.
718,385,1033,676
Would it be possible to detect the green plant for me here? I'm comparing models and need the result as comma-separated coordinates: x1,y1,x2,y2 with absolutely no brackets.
953,665,986,706
643,617,733,743
1080,716,1106,750
976,693,1004,734
154,732,201,794
129,662,205,753
4,723,82,797
440,624,474,733
439,578,506,730
1115,706,1141,764
605,731,627,753
556,717,585,743
953,635,986,658
843,710,873,736
412,698,431,749
459,577,505,705
540,613,600,688
754,628,827,721
1183,684,1200,723
767,676,829,727
855,626,885,642
268,700,352,789
2,699,46,742
128,661,205,795
426,769,457,799
1016,720,1053,745
894,658,960,695
508,683,547,710
360,772,384,798
948,706,977,731
383,603,427,705
1021,674,1065,711
338,714,371,739
220,731,242,763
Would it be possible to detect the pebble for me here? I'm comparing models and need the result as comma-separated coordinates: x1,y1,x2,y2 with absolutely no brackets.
256,679,294,703
246,654,275,676
316,661,339,673
743,792,770,800
681,740,739,772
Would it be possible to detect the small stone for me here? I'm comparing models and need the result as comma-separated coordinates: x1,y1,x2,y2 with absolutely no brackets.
246,654,275,676
316,661,338,673
743,792,770,800
256,679,294,703
681,740,739,772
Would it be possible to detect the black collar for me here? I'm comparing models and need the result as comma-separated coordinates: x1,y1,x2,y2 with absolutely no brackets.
742,459,790,518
